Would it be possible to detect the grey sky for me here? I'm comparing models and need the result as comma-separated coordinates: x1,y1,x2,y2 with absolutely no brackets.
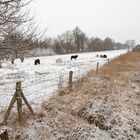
30,0,140,44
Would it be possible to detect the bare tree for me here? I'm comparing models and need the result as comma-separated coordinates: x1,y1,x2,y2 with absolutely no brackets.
73,27,81,52
125,39,136,51
0,0,34,60
0,0,32,37
104,37,115,50
73,27,87,52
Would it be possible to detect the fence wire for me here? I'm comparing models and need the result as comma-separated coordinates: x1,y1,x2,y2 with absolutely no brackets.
0,58,111,108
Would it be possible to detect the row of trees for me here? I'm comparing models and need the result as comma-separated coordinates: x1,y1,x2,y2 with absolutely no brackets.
37,27,130,54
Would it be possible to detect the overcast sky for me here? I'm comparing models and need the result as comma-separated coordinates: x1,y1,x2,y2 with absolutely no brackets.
30,0,140,44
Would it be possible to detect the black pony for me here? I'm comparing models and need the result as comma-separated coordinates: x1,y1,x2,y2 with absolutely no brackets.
71,55,78,60
34,59,40,65
100,54,107,58
20,57,24,62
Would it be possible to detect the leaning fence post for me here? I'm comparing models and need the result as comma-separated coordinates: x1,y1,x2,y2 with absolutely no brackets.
69,71,73,88
96,62,99,74
3,92,17,124
0,129,9,140
21,92,34,115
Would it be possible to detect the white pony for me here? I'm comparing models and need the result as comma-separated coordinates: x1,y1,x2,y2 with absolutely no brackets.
56,58,62,64
95,54,99,57
0,60,8,68
0,58,12,68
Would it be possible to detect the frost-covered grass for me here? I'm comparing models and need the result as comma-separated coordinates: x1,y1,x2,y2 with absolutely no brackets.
0,50,127,109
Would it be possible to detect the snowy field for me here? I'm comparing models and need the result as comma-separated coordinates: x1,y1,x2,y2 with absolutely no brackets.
0,50,127,109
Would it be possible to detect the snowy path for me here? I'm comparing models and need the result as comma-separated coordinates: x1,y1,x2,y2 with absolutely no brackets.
0,50,127,109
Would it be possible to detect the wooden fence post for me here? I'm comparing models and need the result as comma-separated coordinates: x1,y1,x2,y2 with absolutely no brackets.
0,129,9,140
3,81,34,125
108,59,110,63
96,62,99,74
16,82,23,125
0,62,2,68
17,97,23,125
69,71,73,88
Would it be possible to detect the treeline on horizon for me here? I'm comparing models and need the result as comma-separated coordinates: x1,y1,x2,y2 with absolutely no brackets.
37,26,129,54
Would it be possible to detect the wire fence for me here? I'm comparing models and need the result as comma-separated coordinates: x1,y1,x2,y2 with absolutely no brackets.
0,58,110,109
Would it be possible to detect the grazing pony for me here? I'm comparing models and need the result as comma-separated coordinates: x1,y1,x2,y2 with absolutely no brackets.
11,58,14,64
56,58,62,64
0,59,10,68
34,59,40,65
95,54,99,57
20,57,24,62
100,54,107,58
71,55,78,60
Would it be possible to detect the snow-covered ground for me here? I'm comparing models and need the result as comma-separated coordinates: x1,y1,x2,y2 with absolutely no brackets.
0,50,127,109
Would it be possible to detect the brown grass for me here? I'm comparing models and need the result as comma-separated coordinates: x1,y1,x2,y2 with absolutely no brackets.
83,52,140,84
98,52,140,76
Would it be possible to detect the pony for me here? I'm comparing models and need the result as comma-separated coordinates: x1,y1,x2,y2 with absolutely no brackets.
100,54,107,58
95,54,99,57
56,58,62,64
71,55,78,60
34,59,40,65
20,57,24,62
